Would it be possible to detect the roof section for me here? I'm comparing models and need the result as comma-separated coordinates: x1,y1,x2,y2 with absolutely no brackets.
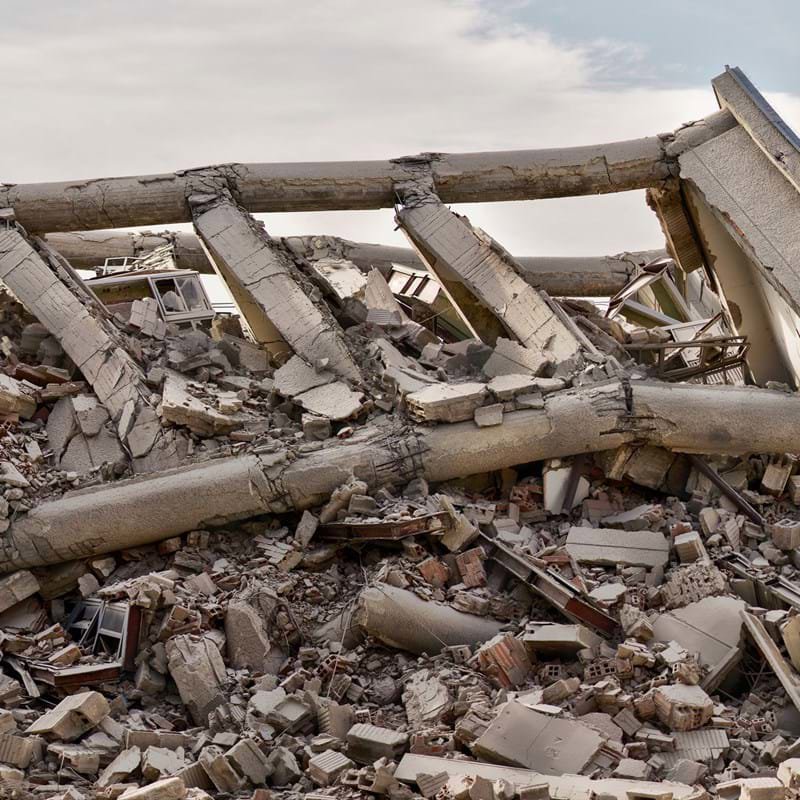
712,66,800,193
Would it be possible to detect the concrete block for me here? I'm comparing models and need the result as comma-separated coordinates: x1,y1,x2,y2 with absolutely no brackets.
472,701,605,774
226,738,270,785
166,635,226,726
0,733,36,769
653,684,713,731
565,527,669,569
114,776,186,799
674,532,707,563
0,570,40,614
347,723,408,764
308,748,355,786
199,744,244,793
26,691,110,741
768,519,800,551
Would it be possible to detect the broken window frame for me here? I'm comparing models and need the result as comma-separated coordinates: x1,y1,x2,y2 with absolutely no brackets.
64,598,141,671
86,269,215,324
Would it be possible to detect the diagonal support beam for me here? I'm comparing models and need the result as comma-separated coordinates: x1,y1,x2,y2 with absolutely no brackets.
395,184,583,365
0,218,154,447
190,190,362,382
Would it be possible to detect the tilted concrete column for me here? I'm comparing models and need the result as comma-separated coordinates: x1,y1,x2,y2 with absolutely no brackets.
0,220,154,444
190,189,362,382
395,182,582,365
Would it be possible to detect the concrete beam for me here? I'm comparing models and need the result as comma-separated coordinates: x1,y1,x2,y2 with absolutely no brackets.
5,379,800,571
2,112,736,233
43,229,659,296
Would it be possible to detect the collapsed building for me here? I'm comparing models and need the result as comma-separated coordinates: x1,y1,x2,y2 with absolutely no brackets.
0,65,800,799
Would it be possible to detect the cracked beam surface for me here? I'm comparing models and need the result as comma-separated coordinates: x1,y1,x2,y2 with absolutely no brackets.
4,378,799,572
1,137,682,234
191,191,362,382
396,188,582,363
0,111,735,234
0,223,150,427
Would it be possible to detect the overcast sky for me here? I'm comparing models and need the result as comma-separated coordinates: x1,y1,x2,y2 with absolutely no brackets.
2,1,799,257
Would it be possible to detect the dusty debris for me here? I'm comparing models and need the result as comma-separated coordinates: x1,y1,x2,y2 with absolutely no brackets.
1,64,800,800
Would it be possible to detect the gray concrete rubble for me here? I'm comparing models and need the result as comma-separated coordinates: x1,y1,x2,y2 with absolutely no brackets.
3,65,800,800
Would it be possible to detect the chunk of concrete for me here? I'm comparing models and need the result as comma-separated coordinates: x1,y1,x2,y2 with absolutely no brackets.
403,669,452,728
141,745,185,781
395,754,702,800
781,616,800,672
117,776,187,799
26,691,110,742
474,403,504,427
0,570,40,614
483,338,552,379
199,744,244,793
0,374,36,419
543,462,590,514
160,370,240,436
96,746,142,788
777,757,800,789
651,596,745,671
472,701,605,774
565,527,669,569
347,723,408,764
166,635,226,726
654,684,713,731
274,355,335,397
265,745,302,785
226,738,270,785
295,381,364,420
225,600,272,673
487,373,541,400
356,583,503,655
522,624,601,658
406,382,488,423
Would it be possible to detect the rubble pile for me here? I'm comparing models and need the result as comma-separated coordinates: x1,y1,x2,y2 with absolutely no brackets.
1,66,800,799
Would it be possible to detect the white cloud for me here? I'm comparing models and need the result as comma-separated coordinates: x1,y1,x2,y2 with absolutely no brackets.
1,0,798,257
